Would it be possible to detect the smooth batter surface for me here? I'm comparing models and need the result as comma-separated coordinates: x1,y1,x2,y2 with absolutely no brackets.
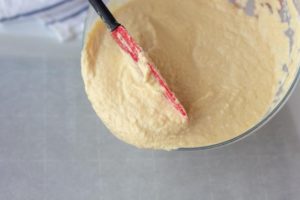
82,0,299,150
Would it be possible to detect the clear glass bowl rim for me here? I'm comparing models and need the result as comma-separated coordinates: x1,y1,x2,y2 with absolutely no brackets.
83,5,300,151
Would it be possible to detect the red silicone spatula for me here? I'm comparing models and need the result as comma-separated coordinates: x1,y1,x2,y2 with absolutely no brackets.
89,0,187,119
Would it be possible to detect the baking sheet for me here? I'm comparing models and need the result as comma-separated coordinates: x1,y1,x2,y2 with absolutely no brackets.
0,53,300,200
0,25,300,199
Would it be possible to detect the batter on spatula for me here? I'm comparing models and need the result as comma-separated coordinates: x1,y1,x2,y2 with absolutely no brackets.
82,0,298,150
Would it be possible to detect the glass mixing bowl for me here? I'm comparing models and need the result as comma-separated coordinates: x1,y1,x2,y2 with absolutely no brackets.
82,0,300,150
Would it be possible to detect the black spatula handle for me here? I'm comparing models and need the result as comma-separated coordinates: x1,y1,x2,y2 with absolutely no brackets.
88,0,120,31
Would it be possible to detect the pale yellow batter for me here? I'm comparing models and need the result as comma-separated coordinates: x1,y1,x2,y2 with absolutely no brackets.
82,0,300,150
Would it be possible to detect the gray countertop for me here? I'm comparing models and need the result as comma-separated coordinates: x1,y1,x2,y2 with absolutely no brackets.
1,24,300,200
